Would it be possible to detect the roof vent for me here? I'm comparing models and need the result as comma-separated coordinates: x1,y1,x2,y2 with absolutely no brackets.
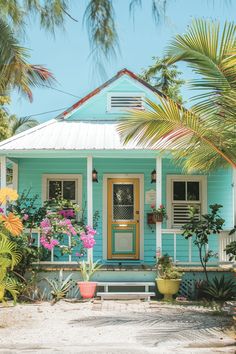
108,93,144,111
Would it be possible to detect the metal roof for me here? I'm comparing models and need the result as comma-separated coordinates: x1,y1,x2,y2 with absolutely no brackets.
0,119,156,151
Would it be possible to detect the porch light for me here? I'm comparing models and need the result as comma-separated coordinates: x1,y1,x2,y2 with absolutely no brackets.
151,169,156,183
92,168,98,183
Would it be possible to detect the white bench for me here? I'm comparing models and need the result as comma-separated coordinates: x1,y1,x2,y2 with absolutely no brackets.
96,281,156,301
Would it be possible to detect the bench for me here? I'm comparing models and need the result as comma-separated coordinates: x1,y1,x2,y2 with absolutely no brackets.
96,281,156,301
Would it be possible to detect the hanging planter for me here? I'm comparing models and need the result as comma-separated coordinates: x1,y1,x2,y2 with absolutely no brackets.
147,204,167,224
147,212,163,224
153,212,163,222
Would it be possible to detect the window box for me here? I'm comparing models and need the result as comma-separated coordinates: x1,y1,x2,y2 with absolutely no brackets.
147,212,163,224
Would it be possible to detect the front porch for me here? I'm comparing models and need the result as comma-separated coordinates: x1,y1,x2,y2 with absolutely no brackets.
1,153,235,267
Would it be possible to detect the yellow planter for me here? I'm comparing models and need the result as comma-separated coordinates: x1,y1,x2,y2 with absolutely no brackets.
156,278,181,301
0,287,5,302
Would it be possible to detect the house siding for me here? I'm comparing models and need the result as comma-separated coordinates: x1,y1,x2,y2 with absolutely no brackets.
17,157,233,264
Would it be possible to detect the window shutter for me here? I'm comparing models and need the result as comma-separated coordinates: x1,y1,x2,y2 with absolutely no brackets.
172,203,201,227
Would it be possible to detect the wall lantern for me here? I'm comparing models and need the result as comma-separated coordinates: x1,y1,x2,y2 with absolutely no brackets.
92,168,98,183
151,169,156,183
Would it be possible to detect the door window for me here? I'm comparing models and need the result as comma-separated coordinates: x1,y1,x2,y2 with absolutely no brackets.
112,183,134,220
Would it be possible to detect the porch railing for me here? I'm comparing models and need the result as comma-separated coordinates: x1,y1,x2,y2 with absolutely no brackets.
27,228,77,264
161,229,193,264
27,228,235,265
218,230,236,263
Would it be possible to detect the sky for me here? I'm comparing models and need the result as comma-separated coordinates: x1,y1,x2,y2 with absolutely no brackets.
9,0,236,122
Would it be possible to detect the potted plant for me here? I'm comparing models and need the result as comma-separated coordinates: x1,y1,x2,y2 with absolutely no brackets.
77,260,102,299
148,204,167,224
156,254,183,300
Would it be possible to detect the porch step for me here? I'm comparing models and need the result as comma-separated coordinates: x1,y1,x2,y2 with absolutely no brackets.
97,292,155,301
96,282,156,301
97,281,155,292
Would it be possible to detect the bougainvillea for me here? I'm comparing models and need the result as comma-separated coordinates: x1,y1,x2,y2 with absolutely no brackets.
80,226,96,249
39,204,97,257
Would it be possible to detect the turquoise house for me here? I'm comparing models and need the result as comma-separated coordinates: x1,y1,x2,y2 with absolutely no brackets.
0,69,235,288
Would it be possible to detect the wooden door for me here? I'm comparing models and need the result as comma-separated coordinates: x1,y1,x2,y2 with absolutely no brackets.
107,178,140,259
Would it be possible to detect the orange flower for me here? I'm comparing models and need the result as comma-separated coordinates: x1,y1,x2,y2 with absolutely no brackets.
0,188,18,205
1,213,23,236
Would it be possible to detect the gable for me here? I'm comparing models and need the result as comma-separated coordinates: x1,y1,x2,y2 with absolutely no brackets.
65,72,162,121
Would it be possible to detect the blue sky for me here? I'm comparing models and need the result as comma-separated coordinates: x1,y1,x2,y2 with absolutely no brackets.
9,0,236,122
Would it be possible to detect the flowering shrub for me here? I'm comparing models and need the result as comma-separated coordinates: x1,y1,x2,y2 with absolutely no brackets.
150,203,167,220
0,188,23,236
39,197,97,257
80,226,96,249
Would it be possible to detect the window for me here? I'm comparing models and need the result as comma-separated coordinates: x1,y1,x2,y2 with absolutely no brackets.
42,174,82,204
166,175,207,228
107,93,144,111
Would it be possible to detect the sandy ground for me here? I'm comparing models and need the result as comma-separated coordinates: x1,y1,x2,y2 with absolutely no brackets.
0,300,235,354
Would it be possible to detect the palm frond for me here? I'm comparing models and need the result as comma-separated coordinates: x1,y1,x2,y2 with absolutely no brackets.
118,96,236,172
166,19,236,116
0,18,55,100
8,115,39,135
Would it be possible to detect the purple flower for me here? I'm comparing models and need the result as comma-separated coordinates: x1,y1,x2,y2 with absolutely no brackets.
23,214,29,221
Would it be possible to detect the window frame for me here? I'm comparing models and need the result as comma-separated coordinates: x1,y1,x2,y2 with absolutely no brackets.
107,92,145,112
42,174,82,206
166,175,207,229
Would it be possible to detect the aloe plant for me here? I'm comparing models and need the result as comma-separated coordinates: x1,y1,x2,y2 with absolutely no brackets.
202,276,236,301
79,260,102,282
46,269,73,304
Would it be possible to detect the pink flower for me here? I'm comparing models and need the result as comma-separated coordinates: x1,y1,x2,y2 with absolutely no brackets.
40,218,51,228
40,236,59,250
58,209,75,218
75,252,83,257
86,226,97,236
160,205,164,209
23,214,29,221
150,203,155,209
80,232,96,249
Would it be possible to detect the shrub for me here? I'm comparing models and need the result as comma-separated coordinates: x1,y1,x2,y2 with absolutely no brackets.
202,276,236,301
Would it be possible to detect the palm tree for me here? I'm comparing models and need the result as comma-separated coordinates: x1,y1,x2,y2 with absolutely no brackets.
0,1,233,68
0,19,54,100
8,116,39,136
140,56,185,104
118,19,236,173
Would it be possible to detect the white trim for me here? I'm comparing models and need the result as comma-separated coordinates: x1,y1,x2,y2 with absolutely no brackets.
156,157,162,254
107,92,145,112
12,162,18,191
87,156,93,262
1,156,6,212
233,168,236,226
102,174,144,261
42,174,82,207
166,175,207,229
0,156,6,188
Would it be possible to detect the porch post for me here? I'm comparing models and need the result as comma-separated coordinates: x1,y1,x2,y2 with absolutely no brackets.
87,155,93,262
156,156,162,257
233,168,236,226
0,156,7,211
12,162,18,191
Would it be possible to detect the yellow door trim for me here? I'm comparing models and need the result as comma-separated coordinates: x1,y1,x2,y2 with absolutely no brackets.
107,178,140,260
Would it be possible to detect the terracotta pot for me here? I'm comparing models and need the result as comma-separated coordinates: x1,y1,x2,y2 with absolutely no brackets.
156,278,181,301
77,281,97,299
